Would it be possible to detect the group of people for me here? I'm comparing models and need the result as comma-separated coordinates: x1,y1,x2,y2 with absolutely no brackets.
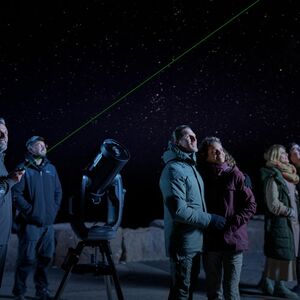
0,117,62,300
160,124,300,300
2,119,300,300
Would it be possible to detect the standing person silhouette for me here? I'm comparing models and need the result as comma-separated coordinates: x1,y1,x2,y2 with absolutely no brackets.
160,125,226,299
260,144,299,299
0,117,24,288
12,136,62,300
197,136,256,300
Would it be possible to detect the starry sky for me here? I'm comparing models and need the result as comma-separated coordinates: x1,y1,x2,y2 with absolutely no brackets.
1,1,299,227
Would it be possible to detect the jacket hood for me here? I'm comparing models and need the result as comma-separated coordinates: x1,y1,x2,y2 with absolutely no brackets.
162,142,196,165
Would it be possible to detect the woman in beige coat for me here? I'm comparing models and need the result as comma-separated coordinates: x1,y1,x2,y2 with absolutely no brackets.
260,144,300,299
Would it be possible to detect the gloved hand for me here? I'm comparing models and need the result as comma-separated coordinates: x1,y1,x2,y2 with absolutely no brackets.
28,215,44,227
209,214,226,230
287,207,296,221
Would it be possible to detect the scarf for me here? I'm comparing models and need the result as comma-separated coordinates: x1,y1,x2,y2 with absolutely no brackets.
206,162,232,177
266,160,299,184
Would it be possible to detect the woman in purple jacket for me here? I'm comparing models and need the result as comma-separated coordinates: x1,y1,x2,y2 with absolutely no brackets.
197,137,256,300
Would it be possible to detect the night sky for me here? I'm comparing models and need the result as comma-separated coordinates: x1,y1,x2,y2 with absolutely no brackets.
1,1,299,227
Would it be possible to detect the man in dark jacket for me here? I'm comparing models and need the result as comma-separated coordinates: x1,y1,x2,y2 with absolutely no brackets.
12,136,62,300
0,118,24,288
160,125,226,300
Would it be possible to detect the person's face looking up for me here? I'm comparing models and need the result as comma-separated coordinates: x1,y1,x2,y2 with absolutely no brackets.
206,142,225,164
0,124,8,153
279,147,289,164
177,128,198,153
290,145,300,166
28,141,47,157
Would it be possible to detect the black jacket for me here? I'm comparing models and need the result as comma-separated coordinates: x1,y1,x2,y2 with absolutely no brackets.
13,155,62,226
0,153,16,244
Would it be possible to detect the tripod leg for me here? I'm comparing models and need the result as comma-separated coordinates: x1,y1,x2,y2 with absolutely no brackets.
54,268,73,300
102,241,124,300
104,275,113,300
54,242,85,300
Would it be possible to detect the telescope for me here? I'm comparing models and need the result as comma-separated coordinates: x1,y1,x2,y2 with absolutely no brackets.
55,138,130,300
70,138,130,240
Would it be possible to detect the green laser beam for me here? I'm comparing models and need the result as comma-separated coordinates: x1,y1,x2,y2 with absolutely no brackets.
47,0,261,154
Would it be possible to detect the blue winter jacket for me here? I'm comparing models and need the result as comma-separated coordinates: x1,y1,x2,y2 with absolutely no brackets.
159,144,211,257
13,155,62,226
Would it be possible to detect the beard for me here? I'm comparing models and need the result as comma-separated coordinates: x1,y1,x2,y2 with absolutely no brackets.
32,151,46,158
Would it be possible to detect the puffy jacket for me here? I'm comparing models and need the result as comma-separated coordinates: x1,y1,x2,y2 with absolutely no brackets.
0,153,16,244
261,166,295,260
199,162,256,252
13,155,62,226
159,144,211,257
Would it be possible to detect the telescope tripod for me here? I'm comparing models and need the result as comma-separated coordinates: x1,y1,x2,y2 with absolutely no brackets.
54,239,124,300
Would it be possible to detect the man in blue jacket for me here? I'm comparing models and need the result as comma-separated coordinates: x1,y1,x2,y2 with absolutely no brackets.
12,136,62,300
0,118,24,288
159,125,226,300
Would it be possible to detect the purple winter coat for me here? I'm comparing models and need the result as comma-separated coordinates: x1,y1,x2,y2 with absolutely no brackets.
199,162,256,252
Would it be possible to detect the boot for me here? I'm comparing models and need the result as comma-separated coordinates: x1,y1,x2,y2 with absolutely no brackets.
292,258,300,295
259,276,274,295
293,285,300,296
273,281,299,299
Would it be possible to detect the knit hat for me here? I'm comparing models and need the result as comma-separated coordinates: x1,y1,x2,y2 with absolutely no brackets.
26,136,45,149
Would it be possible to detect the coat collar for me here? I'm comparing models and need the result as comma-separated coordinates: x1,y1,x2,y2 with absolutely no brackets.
25,153,49,170
162,142,196,165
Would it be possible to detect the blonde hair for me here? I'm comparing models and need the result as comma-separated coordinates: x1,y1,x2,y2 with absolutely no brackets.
264,144,285,162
